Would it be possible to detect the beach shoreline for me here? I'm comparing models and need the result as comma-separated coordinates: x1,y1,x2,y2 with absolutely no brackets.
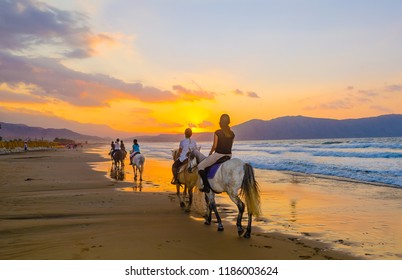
0,145,360,260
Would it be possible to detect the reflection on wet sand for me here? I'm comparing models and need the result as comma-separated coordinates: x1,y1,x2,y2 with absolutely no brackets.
109,164,125,181
290,199,297,223
131,181,142,192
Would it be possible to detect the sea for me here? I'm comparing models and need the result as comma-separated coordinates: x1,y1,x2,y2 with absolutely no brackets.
90,137,402,259
143,137,402,188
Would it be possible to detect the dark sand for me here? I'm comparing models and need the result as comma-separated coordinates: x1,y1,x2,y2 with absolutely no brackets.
0,147,356,260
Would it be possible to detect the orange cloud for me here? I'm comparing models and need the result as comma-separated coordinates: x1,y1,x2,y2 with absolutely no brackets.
172,85,216,101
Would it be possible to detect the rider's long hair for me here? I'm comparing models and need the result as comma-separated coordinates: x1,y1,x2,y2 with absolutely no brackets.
219,114,233,137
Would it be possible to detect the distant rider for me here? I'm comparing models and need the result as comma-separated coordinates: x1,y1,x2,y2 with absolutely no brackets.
129,139,141,165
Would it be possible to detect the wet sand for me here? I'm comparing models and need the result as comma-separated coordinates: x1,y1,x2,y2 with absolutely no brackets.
0,145,357,260
91,145,402,260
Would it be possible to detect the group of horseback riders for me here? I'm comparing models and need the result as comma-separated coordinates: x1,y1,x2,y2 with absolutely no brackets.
109,113,234,193
171,113,234,193
110,138,141,165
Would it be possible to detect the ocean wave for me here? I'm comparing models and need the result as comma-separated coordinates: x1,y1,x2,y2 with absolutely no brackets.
310,151,402,158
141,138,402,188
243,157,402,188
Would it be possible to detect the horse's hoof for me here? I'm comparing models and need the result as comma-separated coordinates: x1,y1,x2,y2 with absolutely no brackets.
238,229,245,236
217,225,224,231
180,202,185,208
204,221,211,225
243,232,251,239
185,208,191,213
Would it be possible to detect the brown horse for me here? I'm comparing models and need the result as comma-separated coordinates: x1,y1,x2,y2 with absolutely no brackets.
171,148,199,212
112,149,125,169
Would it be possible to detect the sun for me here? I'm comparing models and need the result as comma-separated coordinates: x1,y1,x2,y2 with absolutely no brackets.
151,100,216,133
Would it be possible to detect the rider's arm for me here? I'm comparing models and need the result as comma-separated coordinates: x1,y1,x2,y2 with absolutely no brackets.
209,133,218,155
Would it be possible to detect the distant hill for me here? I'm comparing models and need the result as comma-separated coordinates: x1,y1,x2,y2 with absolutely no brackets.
2,114,402,143
0,122,106,142
134,114,402,142
232,114,402,140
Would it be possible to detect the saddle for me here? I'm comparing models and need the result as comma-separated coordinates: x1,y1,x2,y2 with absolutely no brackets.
130,152,140,159
206,156,231,179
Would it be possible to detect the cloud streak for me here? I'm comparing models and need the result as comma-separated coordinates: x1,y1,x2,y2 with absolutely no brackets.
0,0,221,108
0,0,115,58
303,85,395,112
172,85,215,102
0,51,220,106
233,89,260,98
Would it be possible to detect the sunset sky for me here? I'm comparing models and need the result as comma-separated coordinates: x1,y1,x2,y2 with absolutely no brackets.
1,0,402,137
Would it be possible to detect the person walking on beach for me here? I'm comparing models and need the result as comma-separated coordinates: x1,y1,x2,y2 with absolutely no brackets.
198,114,235,192
171,128,197,184
129,139,141,165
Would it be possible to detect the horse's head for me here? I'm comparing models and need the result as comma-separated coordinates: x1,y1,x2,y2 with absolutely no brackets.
187,149,199,173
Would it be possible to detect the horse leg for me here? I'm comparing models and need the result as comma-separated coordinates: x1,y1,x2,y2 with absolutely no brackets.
176,184,185,208
212,202,224,231
185,186,193,212
243,212,253,239
133,166,137,181
207,195,223,231
139,164,143,181
235,198,245,236
228,195,246,236
204,194,212,225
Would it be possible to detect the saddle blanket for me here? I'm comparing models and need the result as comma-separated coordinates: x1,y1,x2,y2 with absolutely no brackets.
207,163,221,179
206,156,231,179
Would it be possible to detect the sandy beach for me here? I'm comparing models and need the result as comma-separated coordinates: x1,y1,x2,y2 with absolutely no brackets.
0,145,359,260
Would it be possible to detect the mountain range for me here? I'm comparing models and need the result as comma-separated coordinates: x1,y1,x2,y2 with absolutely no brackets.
0,122,105,142
1,114,402,142
134,114,402,142
232,114,402,140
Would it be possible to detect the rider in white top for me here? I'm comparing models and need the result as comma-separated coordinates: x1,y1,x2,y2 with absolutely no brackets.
179,138,197,162
114,139,121,150
172,128,197,184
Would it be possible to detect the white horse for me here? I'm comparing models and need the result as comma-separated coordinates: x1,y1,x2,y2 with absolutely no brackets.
188,149,261,238
171,148,200,212
131,153,145,181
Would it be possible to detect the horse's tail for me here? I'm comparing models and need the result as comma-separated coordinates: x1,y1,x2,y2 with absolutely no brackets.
240,163,261,217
